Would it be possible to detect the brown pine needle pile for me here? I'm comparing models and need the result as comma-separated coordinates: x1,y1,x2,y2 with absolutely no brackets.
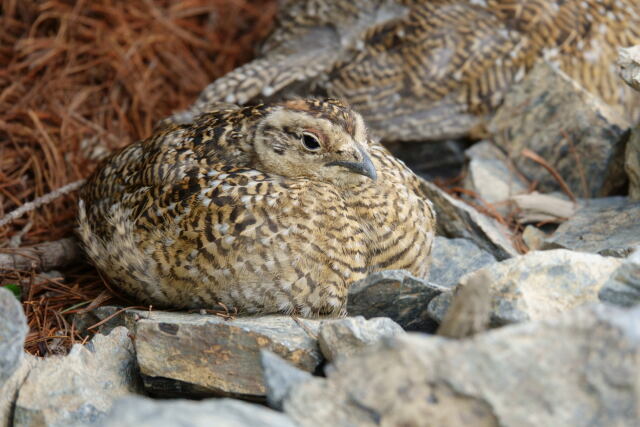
0,0,277,356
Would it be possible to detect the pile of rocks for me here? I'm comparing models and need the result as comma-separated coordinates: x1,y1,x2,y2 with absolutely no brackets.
2,242,639,426
3,45,640,427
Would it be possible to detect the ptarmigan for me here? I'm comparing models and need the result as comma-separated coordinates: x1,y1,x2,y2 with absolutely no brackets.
177,0,640,141
78,99,436,317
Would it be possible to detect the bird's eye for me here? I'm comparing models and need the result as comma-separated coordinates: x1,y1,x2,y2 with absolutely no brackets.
301,132,321,151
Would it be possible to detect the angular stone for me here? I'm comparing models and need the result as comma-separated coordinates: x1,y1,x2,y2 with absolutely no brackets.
428,249,622,325
90,396,296,427
261,350,313,411
490,61,629,198
543,197,640,257
429,236,497,288
318,316,404,362
14,327,140,427
347,270,447,332
0,286,28,384
284,304,640,427
131,312,322,399
418,179,518,260
463,141,528,214
599,248,640,307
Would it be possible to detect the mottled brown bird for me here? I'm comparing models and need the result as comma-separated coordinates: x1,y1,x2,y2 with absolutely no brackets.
176,0,640,141
78,99,436,317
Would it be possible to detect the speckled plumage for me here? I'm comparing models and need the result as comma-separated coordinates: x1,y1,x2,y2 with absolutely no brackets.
178,0,640,141
78,99,436,317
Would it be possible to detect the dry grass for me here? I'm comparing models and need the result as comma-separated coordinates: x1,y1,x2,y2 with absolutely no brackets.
0,0,277,356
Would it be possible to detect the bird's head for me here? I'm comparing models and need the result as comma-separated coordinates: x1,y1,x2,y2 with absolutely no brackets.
253,99,377,187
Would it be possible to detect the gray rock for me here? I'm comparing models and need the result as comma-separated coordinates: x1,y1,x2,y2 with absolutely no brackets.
14,327,140,427
0,287,27,384
490,61,629,198
89,395,296,427
429,236,497,288
0,354,36,427
261,350,312,411
131,311,322,399
543,197,640,257
347,270,448,332
284,304,640,427
428,249,622,325
418,179,518,260
599,248,640,307
318,316,404,362
626,126,640,201
463,141,528,214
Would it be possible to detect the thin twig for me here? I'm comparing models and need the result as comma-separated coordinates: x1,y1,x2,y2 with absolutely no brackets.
0,180,86,228
520,149,577,203
87,306,147,330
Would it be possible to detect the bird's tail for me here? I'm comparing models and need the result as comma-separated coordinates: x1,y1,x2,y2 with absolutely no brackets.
77,199,109,273
77,199,166,305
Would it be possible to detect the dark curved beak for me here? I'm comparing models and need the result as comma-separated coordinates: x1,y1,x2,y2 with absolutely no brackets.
325,146,377,181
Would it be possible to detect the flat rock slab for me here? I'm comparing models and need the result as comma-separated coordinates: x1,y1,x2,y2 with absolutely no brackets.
544,197,640,257
14,327,140,427
490,61,629,198
88,395,296,427
429,236,497,288
284,304,640,427
347,270,447,332
0,287,27,384
130,312,322,399
418,179,518,260
428,249,622,325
